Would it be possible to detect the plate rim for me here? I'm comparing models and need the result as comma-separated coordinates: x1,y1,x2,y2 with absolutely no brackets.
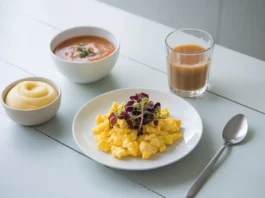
72,88,203,170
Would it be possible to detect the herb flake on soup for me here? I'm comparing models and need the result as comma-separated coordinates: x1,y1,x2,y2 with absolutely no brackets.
54,36,115,62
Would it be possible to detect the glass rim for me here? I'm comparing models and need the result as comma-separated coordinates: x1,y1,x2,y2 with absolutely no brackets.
165,28,215,55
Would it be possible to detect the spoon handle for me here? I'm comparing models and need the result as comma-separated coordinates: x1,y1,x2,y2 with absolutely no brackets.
186,144,228,198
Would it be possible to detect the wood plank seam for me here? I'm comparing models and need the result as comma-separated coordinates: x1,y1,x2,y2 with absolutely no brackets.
118,55,265,116
33,127,166,198
1,40,265,117
0,58,36,76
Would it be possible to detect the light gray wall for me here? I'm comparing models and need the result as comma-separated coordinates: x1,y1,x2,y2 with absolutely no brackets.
219,0,265,61
99,0,265,61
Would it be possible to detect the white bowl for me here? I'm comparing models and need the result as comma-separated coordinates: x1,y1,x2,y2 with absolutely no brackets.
1,77,61,126
50,26,120,84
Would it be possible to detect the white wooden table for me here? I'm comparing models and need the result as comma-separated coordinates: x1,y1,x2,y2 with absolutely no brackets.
1,0,265,197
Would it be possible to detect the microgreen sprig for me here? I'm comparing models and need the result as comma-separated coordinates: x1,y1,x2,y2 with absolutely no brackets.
76,43,96,58
108,92,161,136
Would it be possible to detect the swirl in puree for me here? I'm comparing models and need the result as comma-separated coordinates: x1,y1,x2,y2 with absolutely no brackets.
5,81,58,110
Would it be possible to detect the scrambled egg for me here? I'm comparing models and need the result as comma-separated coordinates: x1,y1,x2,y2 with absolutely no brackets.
92,102,182,159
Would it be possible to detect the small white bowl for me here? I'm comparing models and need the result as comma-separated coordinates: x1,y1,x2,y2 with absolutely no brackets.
1,77,61,126
50,26,120,84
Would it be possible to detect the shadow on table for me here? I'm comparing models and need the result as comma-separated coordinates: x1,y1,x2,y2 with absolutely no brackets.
79,72,121,94
33,113,66,138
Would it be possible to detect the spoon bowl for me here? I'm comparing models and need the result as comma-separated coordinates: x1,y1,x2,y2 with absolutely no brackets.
223,114,248,145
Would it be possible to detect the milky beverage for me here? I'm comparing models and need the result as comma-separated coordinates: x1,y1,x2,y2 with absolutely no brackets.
168,44,210,91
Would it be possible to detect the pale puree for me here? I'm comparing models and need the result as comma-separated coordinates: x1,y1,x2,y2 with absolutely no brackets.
5,81,58,110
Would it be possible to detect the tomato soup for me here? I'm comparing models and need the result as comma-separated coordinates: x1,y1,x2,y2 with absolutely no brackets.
54,36,115,62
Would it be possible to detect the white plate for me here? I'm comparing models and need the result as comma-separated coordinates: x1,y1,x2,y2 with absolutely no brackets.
72,88,203,170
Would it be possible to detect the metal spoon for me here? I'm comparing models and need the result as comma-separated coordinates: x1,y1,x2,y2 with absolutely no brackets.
186,114,248,198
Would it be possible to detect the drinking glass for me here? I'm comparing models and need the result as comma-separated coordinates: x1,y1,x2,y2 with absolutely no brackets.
165,28,214,97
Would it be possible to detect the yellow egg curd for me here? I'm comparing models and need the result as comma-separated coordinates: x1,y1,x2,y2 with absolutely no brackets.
5,81,58,110
92,102,182,159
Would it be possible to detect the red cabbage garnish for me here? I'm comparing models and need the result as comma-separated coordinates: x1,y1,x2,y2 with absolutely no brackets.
108,112,117,126
108,92,161,135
